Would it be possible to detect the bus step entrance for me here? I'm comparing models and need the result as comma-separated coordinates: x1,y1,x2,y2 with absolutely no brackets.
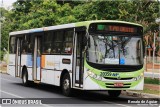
34,80,41,84
74,83,83,88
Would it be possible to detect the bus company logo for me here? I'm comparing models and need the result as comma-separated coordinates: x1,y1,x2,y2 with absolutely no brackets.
117,76,121,80
2,99,11,104
100,72,119,77
46,61,55,66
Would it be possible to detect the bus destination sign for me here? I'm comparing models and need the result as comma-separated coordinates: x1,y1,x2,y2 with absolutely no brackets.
108,25,136,33
97,24,137,33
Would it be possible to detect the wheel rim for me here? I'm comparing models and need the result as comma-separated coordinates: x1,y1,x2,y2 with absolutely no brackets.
23,74,26,84
63,79,69,91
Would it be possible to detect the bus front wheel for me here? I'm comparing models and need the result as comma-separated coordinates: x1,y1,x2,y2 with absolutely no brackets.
108,90,121,97
61,73,72,96
22,70,30,86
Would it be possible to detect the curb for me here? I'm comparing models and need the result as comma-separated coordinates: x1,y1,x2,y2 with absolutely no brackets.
122,91,160,98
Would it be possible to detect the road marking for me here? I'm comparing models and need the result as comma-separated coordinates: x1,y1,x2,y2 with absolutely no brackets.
1,78,19,83
103,101,132,107
42,104,54,107
0,90,53,107
0,90,23,98
0,74,133,107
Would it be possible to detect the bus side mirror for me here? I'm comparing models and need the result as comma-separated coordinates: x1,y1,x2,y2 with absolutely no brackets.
83,36,87,47
143,41,145,58
83,37,90,54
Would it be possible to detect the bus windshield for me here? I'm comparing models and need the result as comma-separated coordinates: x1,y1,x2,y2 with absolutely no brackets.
86,34,143,65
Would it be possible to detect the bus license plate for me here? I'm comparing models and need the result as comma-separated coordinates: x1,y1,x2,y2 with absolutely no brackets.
114,83,123,87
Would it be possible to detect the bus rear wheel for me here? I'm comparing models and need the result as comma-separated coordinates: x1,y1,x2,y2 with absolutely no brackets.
108,90,121,98
61,73,72,96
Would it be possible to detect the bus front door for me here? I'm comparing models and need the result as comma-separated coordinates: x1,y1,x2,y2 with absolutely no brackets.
33,36,41,81
15,38,22,77
74,31,85,88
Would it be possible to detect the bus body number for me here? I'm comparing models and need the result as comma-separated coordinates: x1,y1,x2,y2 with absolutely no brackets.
100,72,119,77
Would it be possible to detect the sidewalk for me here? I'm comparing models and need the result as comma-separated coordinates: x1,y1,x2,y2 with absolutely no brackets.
144,84,159,91
122,84,160,98
132,62,160,98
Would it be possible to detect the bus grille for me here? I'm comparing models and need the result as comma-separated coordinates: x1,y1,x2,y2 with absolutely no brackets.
104,77,133,80
105,83,131,88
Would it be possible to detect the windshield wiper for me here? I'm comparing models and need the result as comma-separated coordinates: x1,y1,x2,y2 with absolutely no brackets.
120,37,131,56
111,37,116,58
92,37,98,62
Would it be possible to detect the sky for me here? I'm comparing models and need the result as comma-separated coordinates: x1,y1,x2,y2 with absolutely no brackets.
0,0,17,9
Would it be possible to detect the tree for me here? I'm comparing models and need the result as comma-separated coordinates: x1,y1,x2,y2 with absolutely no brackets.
1,0,159,53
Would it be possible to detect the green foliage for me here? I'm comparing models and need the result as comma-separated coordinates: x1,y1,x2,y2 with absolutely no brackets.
144,77,160,85
1,0,159,51
0,50,4,60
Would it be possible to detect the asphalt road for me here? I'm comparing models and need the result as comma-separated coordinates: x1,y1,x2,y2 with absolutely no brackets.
0,73,159,107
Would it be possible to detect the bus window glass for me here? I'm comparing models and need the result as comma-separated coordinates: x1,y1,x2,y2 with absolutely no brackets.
21,34,33,54
52,30,63,54
43,31,53,54
22,35,28,54
9,36,16,54
29,35,34,54
62,30,73,54
87,34,143,65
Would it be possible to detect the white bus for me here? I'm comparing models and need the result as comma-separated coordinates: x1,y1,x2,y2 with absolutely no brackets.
8,20,144,97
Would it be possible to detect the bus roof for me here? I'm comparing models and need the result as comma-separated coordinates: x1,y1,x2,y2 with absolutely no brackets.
75,20,143,27
9,20,142,36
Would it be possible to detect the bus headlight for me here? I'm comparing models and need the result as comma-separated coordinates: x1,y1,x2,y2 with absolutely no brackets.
133,75,142,81
140,72,144,77
87,70,93,76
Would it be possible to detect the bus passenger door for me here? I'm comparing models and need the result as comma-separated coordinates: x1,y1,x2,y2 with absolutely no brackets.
15,38,22,77
33,36,41,81
74,30,86,88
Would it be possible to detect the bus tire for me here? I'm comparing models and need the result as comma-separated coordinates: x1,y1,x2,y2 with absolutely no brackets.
108,90,121,98
61,73,72,96
22,70,30,86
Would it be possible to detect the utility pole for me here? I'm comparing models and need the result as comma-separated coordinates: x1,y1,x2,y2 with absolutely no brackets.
152,31,156,78
152,18,160,78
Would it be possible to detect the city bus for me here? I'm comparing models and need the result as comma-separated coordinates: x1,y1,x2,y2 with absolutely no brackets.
8,20,144,97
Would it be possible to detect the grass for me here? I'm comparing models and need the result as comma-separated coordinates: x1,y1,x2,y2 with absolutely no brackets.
135,87,160,95
134,77,160,95
144,77,160,85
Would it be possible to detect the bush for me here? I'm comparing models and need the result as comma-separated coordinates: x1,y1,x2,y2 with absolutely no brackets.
144,77,160,85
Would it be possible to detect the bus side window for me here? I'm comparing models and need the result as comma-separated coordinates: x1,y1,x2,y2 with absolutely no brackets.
51,30,63,54
21,34,32,54
22,35,27,54
62,30,73,54
42,31,53,54
29,35,34,54
9,36,16,54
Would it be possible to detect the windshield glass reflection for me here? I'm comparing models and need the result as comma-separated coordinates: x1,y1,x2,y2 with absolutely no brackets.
86,34,143,65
